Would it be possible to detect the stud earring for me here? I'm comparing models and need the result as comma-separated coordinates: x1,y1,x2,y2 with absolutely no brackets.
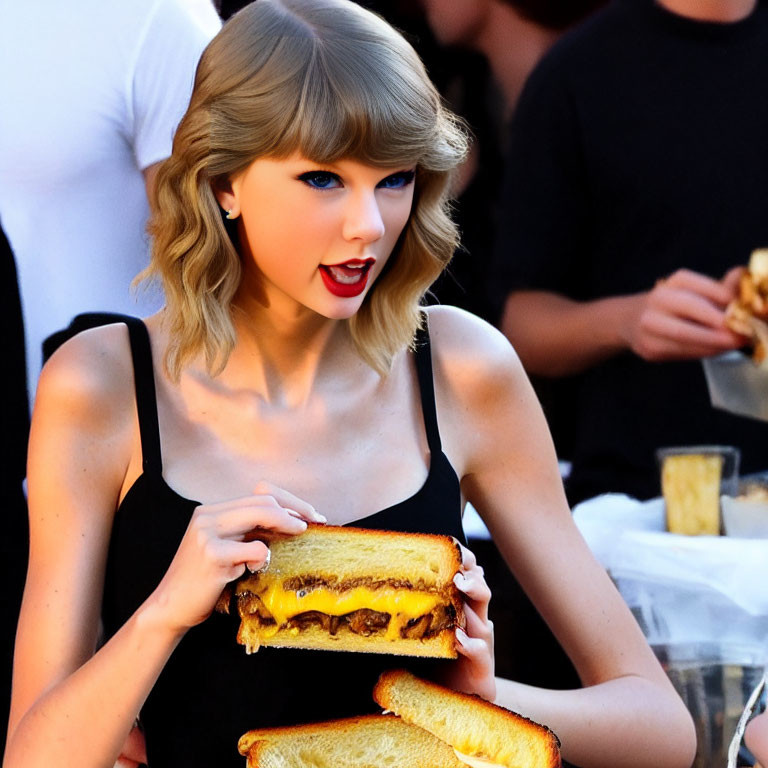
225,209,236,220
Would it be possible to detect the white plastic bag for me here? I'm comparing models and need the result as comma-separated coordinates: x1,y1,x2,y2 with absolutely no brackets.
574,494,768,653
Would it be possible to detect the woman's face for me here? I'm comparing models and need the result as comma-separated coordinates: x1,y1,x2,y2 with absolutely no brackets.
218,153,416,320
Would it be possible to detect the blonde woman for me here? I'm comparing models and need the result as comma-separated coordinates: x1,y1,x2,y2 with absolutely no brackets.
5,2,695,767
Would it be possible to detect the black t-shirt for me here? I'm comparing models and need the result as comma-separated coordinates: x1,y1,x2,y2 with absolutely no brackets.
492,0,768,502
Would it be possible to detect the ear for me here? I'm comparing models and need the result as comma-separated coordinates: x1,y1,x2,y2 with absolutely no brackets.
212,176,240,219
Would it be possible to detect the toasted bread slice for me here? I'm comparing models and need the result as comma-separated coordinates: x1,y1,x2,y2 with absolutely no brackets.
373,670,562,768
238,714,465,768
230,525,464,657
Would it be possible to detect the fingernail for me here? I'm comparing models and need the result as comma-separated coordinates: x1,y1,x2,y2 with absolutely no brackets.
453,572,467,589
248,549,272,573
455,627,468,645
313,512,327,523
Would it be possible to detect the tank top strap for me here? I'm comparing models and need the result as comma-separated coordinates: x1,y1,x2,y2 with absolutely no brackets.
122,317,163,475
413,320,442,454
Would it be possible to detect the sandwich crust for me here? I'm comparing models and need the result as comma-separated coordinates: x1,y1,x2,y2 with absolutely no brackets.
373,670,562,768
226,525,464,657
238,714,465,768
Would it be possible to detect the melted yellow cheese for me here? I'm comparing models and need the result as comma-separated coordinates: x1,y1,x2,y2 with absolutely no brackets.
453,749,505,768
258,582,444,640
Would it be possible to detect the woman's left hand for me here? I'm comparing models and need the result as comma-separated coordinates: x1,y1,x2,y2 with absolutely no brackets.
441,543,496,701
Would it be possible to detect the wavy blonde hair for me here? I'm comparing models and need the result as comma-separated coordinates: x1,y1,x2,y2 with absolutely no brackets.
143,0,468,378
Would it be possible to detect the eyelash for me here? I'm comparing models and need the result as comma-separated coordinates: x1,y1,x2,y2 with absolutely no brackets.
297,169,416,191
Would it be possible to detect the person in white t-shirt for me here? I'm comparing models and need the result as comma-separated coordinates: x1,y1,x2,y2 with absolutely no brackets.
0,0,221,402
0,3,219,764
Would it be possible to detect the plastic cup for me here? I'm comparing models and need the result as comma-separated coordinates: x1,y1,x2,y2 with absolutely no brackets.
656,446,740,536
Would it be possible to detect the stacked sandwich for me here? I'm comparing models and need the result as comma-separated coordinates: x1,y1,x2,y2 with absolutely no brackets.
221,525,562,767
238,669,562,768
726,248,768,368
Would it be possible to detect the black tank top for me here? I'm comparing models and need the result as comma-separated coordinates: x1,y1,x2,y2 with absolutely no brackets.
101,318,466,768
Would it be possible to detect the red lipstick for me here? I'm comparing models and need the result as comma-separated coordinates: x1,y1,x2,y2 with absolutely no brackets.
319,259,375,298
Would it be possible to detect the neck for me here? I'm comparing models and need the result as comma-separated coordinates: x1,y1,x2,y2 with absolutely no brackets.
656,0,757,22
474,3,559,118
220,281,355,408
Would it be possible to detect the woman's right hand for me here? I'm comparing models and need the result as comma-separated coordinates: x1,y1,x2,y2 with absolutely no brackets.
146,480,324,634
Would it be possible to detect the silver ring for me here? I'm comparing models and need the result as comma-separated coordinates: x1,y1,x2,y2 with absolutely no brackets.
248,547,271,574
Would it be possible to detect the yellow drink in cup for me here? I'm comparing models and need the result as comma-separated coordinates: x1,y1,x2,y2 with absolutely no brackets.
661,454,722,535
658,446,740,536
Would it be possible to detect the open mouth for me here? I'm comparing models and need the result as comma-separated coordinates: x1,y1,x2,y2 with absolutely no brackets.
319,259,375,298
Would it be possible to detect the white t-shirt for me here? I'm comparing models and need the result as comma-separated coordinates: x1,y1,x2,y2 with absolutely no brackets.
0,0,220,399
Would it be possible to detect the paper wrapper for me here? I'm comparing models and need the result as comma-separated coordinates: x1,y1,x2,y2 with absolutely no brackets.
702,351,768,422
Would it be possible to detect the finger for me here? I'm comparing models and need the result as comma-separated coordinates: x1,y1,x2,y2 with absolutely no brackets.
655,286,733,330
462,601,494,642
665,269,738,307
722,265,746,295
246,546,271,575
456,577,491,624
641,338,743,362
455,627,493,665
252,481,325,523
454,570,491,610
206,504,309,538
458,543,477,570
215,539,271,576
644,311,744,354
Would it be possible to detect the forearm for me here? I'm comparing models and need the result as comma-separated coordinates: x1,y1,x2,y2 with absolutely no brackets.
495,675,696,768
5,600,183,768
500,291,637,376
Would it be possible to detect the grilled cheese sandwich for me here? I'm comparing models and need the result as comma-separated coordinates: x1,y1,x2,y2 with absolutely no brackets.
222,525,464,657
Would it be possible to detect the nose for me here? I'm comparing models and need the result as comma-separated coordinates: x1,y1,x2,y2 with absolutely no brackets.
342,189,385,244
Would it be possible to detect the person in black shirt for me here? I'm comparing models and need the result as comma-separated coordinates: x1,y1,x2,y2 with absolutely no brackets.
494,0,768,504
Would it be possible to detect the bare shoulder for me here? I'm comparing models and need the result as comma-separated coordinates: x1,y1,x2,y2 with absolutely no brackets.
423,305,527,398
423,306,548,476
34,322,137,442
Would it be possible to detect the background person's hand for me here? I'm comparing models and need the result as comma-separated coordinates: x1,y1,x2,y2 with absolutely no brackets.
146,481,323,635
621,267,745,361
440,543,495,701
